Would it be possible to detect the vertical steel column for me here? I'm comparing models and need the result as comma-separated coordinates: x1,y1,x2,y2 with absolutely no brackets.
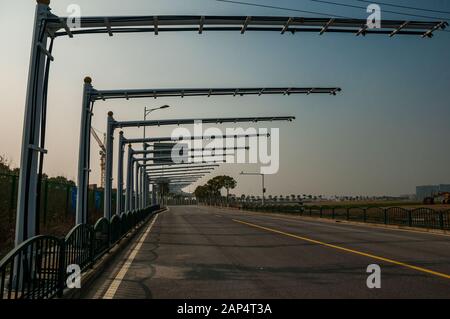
104,112,115,219
76,77,93,224
135,163,140,210
143,142,148,208
116,131,125,215
15,0,50,246
130,157,135,211
125,145,133,212
141,169,145,209
151,183,156,205
144,172,148,207
262,174,265,206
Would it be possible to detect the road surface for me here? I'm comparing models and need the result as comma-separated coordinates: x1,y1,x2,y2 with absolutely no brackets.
84,205,450,299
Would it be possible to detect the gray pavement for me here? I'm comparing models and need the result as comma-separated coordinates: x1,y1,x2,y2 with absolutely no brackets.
84,205,450,299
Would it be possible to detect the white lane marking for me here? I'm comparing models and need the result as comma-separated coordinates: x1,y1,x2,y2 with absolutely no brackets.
102,210,165,299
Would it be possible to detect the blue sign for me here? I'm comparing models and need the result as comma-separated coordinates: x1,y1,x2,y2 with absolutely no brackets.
95,191,101,210
71,187,77,212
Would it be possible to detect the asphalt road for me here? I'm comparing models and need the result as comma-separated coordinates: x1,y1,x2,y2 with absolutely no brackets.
85,205,450,299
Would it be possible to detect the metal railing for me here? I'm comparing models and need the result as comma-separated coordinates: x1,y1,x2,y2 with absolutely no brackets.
0,204,161,299
240,204,450,231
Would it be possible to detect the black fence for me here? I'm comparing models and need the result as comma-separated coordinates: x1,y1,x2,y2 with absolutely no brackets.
0,204,161,299
0,173,121,258
240,204,450,231
164,198,198,206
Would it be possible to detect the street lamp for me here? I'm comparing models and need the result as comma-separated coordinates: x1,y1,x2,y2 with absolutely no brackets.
143,105,170,140
143,105,170,207
240,171,266,205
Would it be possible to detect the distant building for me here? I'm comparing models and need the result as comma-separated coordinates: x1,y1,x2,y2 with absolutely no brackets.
416,184,450,200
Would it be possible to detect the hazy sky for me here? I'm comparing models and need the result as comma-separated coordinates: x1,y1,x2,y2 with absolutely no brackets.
0,0,449,197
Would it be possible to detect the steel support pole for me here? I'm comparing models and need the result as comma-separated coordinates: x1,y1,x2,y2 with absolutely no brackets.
130,158,135,210
143,140,149,208
135,163,140,210
104,112,115,219
15,1,50,245
143,172,147,207
152,184,156,205
146,176,149,207
262,174,265,206
143,110,148,209
116,131,125,215
125,147,133,212
141,167,144,209
76,77,93,224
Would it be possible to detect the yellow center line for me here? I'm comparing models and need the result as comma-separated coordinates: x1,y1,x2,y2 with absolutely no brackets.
233,219,450,280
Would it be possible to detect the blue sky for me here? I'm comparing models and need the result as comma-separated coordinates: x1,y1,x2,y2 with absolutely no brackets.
0,0,449,197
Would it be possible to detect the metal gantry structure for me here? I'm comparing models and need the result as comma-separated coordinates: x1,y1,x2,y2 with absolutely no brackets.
101,112,296,220
76,79,338,226
76,79,341,226
124,147,236,214
15,0,447,245
114,132,267,219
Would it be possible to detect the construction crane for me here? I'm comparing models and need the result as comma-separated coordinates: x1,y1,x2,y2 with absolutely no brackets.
90,127,106,189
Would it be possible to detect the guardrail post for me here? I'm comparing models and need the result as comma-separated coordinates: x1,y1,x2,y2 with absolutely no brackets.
43,179,49,225
58,238,66,298
346,208,350,220
332,207,335,219
363,208,367,223
89,227,95,268
439,212,444,230
408,210,412,227
384,209,388,225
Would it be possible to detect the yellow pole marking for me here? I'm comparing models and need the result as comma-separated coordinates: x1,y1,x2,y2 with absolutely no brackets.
233,219,450,280
103,212,162,299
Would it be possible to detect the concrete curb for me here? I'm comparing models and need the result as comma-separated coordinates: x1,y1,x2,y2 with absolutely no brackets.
62,208,167,299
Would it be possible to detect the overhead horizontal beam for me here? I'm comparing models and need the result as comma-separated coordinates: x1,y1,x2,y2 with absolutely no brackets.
148,169,215,175
143,160,226,167
149,170,210,175
114,116,295,129
91,87,340,101
47,15,448,38
150,180,203,183
125,133,269,144
133,151,235,162
132,146,249,155
151,177,201,180
149,173,207,178
148,164,219,171
148,167,217,172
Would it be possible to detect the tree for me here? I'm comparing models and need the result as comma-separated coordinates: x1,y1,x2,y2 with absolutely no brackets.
47,175,75,186
216,175,236,202
0,155,12,173
204,175,237,205
194,185,209,203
